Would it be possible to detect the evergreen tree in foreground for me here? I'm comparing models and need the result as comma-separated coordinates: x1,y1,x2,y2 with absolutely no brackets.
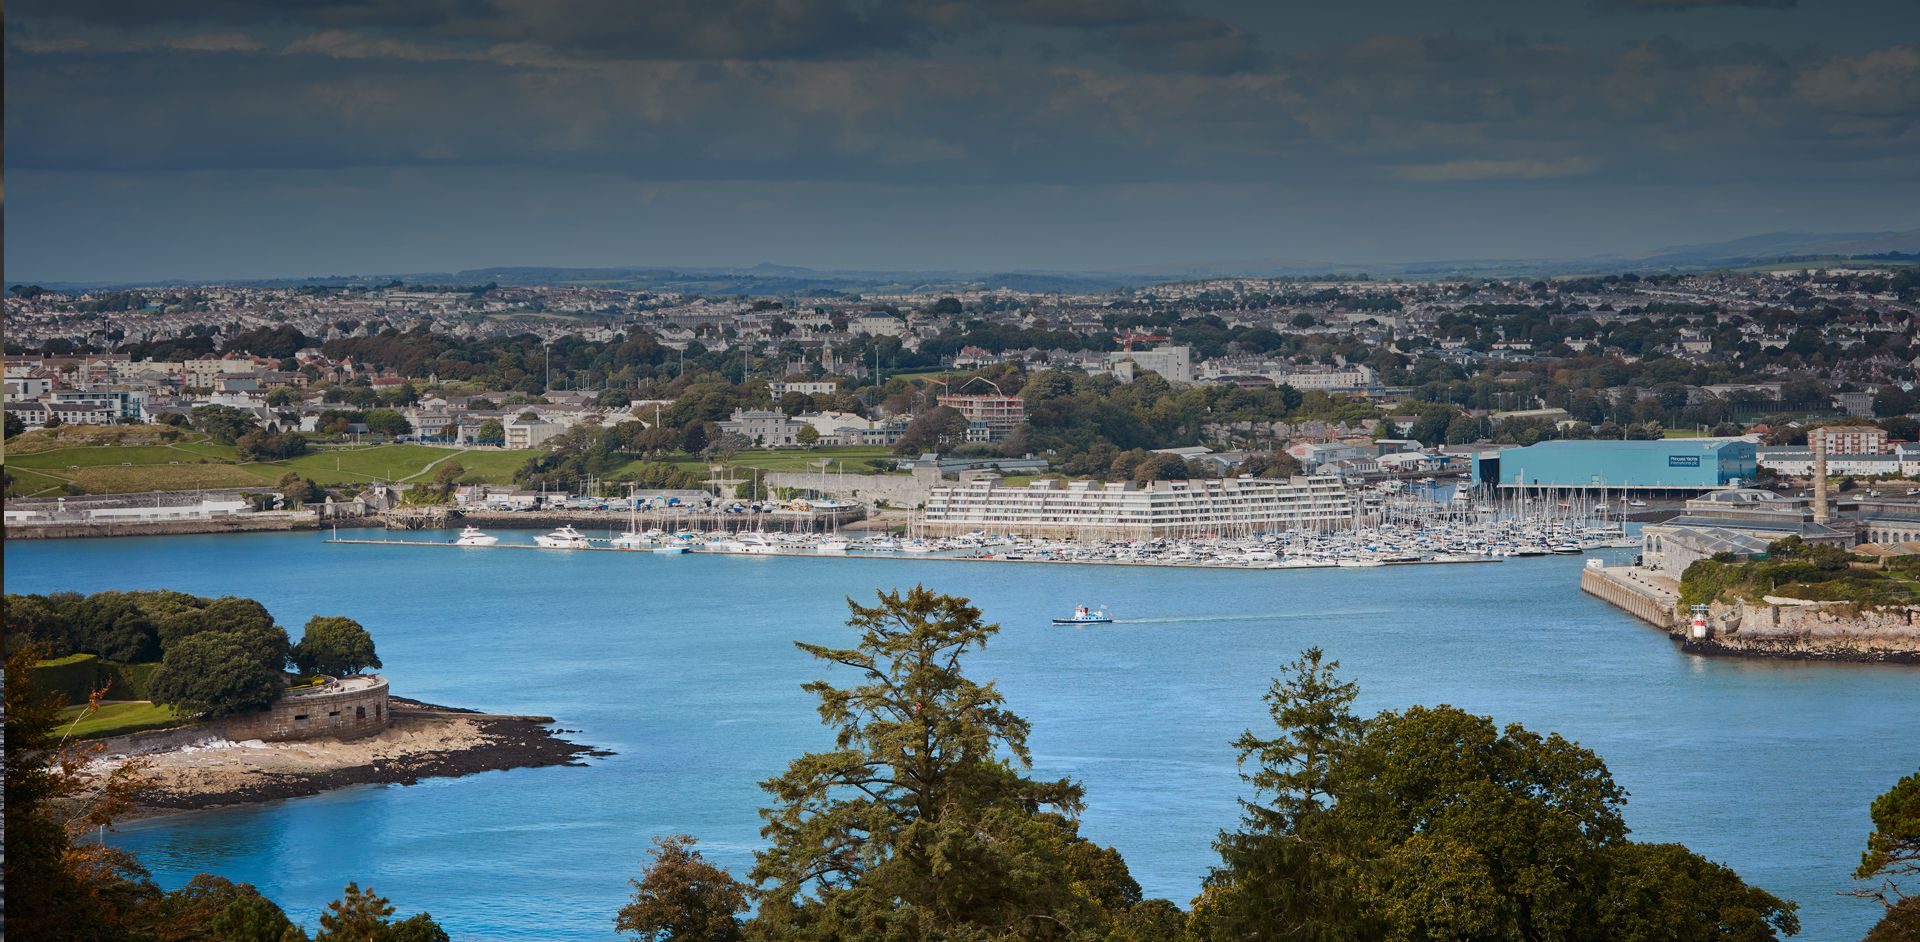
1857,770,1920,941
749,585,1165,940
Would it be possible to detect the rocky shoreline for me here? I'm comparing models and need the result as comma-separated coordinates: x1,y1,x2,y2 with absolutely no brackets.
111,698,609,818
1678,636,1920,664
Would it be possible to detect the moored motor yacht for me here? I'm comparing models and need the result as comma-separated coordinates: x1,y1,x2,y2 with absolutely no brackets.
534,525,591,549
453,526,499,546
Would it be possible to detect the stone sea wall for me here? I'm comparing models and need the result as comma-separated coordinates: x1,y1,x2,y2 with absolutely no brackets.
1689,599,1920,663
1580,566,1680,628
1581,564,1920,663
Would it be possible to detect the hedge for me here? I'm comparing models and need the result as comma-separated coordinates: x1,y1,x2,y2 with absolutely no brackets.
30,653,161,706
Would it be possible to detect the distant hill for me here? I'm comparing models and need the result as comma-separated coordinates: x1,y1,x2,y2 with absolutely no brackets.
20,228,1917,292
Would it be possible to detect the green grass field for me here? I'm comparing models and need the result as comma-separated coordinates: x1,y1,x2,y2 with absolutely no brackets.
55,701,184,739
4,433,891,497
270,444,494,485
4,466,72,498
663,446,899,476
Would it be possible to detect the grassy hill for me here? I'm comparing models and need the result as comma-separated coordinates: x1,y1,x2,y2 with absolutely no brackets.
3,425,547,498
4,425,898,498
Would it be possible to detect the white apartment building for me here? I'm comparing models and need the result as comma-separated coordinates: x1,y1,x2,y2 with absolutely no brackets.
1755,448,1902,477
919,474,1353,539
1815,425,1890,455
1108,345,1193,384
770,380,839,397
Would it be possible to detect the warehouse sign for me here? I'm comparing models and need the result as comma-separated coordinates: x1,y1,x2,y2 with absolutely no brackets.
1668,455,1701,467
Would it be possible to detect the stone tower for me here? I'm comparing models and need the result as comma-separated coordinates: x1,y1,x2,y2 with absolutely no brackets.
1812,429,1830,525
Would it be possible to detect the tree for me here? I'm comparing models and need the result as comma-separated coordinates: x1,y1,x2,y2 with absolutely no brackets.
5,409,23,438
1873,387,1916,418
1857,770,1920,930
265,386,301,408
1202,648,1367,941
279,471,323,505
316,882,394,941
3,645,160,939
292,616,382,677
430,460,465,496
795,424,820,446
148,632,285,716
1201,649,1799,942
893,406,970,454
477,418,505,444
363,409,412,438
1132,452,1190,484
750,586,1153,940
615,834,749,942
190,404,260,444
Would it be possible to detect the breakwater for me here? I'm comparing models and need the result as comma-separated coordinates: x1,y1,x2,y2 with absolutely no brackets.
1581,564,1920,663
1579,565,1679,628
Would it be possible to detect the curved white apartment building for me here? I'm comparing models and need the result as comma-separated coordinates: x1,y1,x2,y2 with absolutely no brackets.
919,474,1352,540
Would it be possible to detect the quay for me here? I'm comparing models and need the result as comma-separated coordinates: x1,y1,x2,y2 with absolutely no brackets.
323,537,1503,571
1580,563,1681,629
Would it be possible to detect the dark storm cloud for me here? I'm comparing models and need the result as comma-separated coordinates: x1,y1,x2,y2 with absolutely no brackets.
1596,0,1796,10
5,0,1917,280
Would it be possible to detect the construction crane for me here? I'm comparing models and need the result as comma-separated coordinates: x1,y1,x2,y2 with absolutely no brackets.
1113,328,1169,351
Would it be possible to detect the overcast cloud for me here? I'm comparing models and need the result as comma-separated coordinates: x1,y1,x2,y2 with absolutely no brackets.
5,0,1917,281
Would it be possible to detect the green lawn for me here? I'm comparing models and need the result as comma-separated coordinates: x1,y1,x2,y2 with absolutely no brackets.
438,449,538,483
55,701,184,739
4,466,72,498
663,446,899,476
270,444,481,484
1662,428,1707,438
11,443,241,469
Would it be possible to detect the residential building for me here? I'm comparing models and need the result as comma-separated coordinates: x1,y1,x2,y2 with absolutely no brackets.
719,409,807,447
503,416,564,449
1815,425,1890,455
920,474,1353,539
938,383,1026,441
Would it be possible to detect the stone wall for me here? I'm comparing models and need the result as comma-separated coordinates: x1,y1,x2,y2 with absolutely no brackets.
222,676,392,742
1692,599,1920,662
5,511,321,540
1580,566,1681,629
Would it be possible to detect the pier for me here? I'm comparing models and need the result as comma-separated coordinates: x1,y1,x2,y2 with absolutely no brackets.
1580,564,1681,629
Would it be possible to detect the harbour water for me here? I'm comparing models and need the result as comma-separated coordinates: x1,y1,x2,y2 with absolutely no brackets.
6,530,1916,940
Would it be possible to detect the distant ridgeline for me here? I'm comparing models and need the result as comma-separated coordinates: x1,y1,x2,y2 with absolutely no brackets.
1679,536,1920,609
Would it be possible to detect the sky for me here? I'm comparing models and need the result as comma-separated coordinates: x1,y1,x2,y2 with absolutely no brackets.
5,0,1919,282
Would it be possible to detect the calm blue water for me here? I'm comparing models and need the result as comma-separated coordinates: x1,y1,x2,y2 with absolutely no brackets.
6,531,1915,940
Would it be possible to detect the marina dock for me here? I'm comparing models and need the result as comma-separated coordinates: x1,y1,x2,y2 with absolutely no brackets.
323,537,1504,571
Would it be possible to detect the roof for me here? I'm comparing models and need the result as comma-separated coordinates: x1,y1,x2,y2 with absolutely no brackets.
1658,514,1849,540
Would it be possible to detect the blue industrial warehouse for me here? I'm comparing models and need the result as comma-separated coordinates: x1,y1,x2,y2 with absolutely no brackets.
1472,439,1760,493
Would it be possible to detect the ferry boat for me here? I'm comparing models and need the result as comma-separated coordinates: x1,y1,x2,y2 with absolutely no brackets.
453,526,499,546
534,526,591,549
1053,605,1114,625
652,544,691,555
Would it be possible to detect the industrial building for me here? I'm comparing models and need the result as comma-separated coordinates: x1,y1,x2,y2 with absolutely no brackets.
1472,438,1758,494
918,474,1353,539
